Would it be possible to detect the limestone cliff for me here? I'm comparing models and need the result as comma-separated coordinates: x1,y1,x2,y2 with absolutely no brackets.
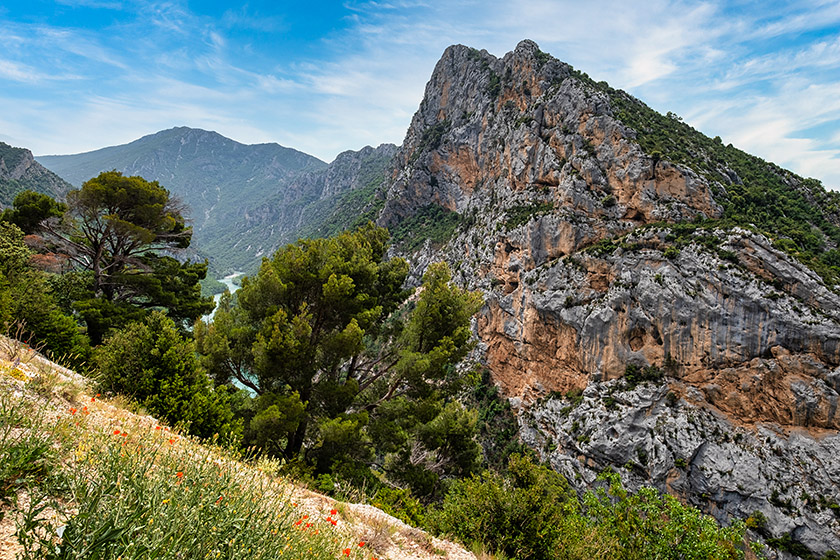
380,40,840,556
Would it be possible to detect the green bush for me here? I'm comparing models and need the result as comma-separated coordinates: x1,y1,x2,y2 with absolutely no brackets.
430,455,750,560
428,454,575,560
95,312,241,440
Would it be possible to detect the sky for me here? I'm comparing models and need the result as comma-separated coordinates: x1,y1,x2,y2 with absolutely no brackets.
1,1,839,189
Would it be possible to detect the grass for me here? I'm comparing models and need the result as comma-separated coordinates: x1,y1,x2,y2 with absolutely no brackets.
0,372,380,560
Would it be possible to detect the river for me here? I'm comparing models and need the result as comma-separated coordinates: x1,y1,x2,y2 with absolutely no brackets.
207,272,243,319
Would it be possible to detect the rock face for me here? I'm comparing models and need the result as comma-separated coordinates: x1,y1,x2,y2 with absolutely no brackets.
380,40,840,554
0,142,72,205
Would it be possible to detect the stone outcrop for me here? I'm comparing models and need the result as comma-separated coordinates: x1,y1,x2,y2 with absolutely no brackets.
0,142,72,205
381,39,840,554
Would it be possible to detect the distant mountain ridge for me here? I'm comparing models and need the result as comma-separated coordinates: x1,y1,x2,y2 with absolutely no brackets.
37,126,326,231
36,128,397,273
0,142,72,206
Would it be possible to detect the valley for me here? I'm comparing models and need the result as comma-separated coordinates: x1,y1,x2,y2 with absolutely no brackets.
3,38,840,559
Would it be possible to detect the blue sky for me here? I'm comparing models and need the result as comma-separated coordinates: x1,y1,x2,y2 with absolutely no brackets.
1,1,839,189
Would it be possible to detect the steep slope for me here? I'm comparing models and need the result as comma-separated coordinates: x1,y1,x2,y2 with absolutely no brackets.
0,342,475,560
380,40,840,556
209,143,398,272
0,142,73,205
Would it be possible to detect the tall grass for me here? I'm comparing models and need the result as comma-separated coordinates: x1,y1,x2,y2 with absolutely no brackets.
1,388,375,560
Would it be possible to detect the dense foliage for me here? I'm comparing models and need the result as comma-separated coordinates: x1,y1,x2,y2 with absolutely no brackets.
195,224,484,498
40,171,213,343
430,454,752,560
0,221,89,364
1,190,67,234
95,311,241,440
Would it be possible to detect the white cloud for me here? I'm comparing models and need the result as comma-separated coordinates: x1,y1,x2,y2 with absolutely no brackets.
1,0,839,190
0,59,49,83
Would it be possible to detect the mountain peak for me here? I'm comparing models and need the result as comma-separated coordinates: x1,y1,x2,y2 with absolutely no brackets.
514,38,540,55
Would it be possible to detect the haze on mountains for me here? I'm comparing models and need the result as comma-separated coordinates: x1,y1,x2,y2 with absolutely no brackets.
37,127,396,274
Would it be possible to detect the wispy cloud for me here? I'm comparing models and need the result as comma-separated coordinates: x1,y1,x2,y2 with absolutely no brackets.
0,59,50,83
0,0,838,188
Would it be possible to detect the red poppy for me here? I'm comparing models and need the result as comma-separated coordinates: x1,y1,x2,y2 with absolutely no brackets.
113,429,121,435
69,408,77,415
330,508,337,515
176,471,184,479
330,519,337,526
343,549,351,556
295,520,302,526
155,426,162,430
359,542,365,547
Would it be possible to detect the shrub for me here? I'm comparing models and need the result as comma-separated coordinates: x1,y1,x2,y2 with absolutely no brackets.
428,454,574,560
95,312,241,440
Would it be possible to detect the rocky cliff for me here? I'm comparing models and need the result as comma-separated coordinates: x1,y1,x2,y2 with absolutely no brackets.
0,142,72,205
380,40,840,556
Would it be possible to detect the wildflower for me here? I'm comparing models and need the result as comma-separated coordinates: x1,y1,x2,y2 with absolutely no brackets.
121,432,127,437
295,520,302,526
302,515,309,519
343,548,351,556
359,542,365,547
69,408,77,415
82,406,89,415
169,438,176,445
155,426,162,430
113,429,121,435
330,508,337,515
330,519,337,526
176,471,184,479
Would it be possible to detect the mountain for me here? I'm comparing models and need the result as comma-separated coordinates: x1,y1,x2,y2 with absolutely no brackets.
0,142,73,206
36,128,397,274
36,127,327,271
205,142,398,272
379,40,840,555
